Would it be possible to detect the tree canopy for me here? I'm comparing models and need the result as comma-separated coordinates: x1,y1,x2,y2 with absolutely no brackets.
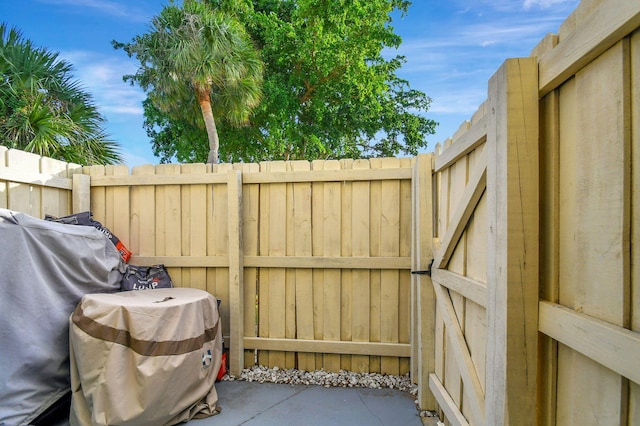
141,0,437,163
114,0,263,164
0,24,122,165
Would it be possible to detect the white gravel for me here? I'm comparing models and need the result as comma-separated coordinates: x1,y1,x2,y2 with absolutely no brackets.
221,365,439,419
224,365,418,394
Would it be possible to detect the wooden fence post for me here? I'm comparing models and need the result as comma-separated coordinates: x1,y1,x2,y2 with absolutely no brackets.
227,169,244,376
485,57,539,425
411,153,436,410
72,173,91,213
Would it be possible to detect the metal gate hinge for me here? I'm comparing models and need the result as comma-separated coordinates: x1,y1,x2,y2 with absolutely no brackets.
411,259,434,276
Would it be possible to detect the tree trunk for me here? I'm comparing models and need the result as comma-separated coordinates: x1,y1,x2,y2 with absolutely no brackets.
196,86,219,164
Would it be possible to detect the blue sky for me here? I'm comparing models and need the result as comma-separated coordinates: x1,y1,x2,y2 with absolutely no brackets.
2,0,580,166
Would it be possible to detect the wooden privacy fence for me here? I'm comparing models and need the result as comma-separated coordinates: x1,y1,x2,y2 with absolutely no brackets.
427,0,640,425
81,158,422,379
0,146,88,217
0,147,428,380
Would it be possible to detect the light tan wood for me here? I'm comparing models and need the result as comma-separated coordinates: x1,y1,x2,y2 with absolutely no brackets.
485,57,539,426
368,158,382,373
432,280,485,425
241,162,260,368
265,161,287,368
399,158,412,376
72,174,91,213
538,0,640,96
127,255,410,270
110,165,131,271
555,40,632,425
244,167,412,183
442,148,466,415
155,164,181,285
311,159,325,369
40,157,69,216
631,29,640,425
537,88,561,426
184,164,208,292
351,159,371,373
289,160,314,371
530,33,558,59
243,337,410,357
431,269,486,308
89,166,411,186
7,150,42,216
227,170,244,376
244,255,409,269
539,301,640,385
322,159,342,372
339,159,353,371
433,149,486,269
212,164,232,342
434,114,488,173
428,374,470,426
462,146,488,416
87,165,107,243
90,173,226,186
130,165,156,257
0,160,72,190
380,157,400,375
411,154,436,409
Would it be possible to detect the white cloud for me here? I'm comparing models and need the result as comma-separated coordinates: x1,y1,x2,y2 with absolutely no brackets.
59,50,145,117
523,0,577,10
37,0,154,23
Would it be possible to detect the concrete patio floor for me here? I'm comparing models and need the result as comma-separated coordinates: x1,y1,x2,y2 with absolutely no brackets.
50,380,438,425
191,380,433,426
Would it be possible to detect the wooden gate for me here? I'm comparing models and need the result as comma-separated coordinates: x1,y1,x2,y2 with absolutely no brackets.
428,58,539,425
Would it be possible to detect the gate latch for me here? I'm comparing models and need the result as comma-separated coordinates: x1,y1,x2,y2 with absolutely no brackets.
411,259,434,277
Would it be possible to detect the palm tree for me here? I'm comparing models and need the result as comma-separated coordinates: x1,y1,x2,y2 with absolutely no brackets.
0,24,122,165
114,0,263,164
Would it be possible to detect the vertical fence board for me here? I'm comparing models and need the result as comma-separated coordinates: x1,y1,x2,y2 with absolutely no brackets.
213,164,232,338
380,157,400,375
72,173,90,213
556,39,631,426
291,161,314,371
284,162,296,370
130,165,156,257
412,154,436,409
462,146,488,418
322,160,342,372
538,88,561,426
87,165,107,227
228,169,244,376
267,161,287,368
7,150,41,216
351,159,371,373
156,164,182,286
340,159,353,372
399,157,412,376
183,163,208,291
110,165,131,260
241,163,260,368
630,29,640,426
369,158,382,373
40,157,69,217
485,57,539,426
311,160,325,369
444,154,467,410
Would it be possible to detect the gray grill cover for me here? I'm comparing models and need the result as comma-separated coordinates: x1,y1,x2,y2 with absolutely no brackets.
0,208,124,426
